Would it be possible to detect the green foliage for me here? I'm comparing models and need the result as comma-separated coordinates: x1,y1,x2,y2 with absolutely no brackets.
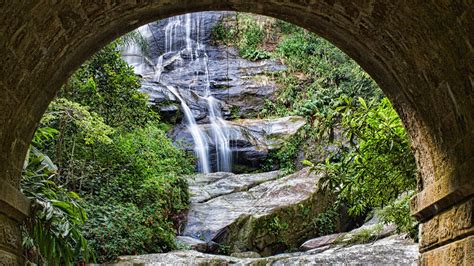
25,39,195,263
345,224,383,245
22,130,93,265
268,31,381,119
269,216,290,234
274,20,302,35
224,14,416,233
119,30,150,56
43,98,115,146
83,203,176,262
263,135,301,174
86,123,193,206
79,123,193,262
211,21,235,44
377,191,419,240
268,18,416,228
38,97,116,190
312,207,338,236
216,244,231,255
268,216,290,246
212,13,271,61
61,41,157,129
316,97,417,216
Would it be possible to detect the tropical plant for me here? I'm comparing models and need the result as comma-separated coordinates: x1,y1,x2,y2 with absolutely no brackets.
27,38,195,263
316,97,417,216
377,191,419,239
79,123,194,262
21,129,94,265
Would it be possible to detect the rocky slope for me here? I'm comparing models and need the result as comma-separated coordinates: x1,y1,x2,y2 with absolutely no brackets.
123,11,289,171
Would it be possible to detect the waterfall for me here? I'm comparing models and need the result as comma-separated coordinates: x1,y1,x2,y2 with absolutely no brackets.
195,12,232,172
166,85,211,173
199,29,232,172
122,13,233,173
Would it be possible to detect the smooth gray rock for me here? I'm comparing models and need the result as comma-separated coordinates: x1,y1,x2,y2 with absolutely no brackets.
115,235,419,265
340,214,397,243
175,236,208,252
187,170,281,203
299,233,345,251
230,251,261,258
299,214,398,252
182,168,333,255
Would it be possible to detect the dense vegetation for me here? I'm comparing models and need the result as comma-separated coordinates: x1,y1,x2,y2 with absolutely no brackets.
21,40,194,264
213,14,417,237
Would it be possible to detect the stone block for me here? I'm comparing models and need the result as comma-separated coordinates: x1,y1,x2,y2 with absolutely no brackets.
420,236,473,266
0,249,21,266
0,214,22,256
420,197,473,251
412,169,474,221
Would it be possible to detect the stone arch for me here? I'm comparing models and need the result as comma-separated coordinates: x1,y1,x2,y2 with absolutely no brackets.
0,1,472,264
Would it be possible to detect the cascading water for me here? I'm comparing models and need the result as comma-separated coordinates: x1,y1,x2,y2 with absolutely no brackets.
201,48,232,172
122,13,233,173
166,85,211,173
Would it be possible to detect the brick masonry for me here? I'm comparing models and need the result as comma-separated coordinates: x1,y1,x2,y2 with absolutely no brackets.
0,1,472,264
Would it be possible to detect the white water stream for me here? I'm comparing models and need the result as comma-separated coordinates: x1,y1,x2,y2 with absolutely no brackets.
122,13,233,173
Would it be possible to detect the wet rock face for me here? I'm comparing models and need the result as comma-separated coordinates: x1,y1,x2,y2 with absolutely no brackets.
181,168,334,256
145,12,227,57
123,12,288,172
171,116,306,172
128,12,284,123
147,46,284,122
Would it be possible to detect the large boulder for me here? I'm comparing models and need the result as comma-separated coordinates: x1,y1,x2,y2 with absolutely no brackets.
181,168,334,256
187,170,282,204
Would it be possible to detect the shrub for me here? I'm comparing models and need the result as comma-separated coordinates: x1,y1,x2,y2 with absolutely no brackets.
61,41,157,130
83,203,176,262
316,97,417,216
212,13,271,61
377,191,419,240
81,123,194,262
31,39,195,262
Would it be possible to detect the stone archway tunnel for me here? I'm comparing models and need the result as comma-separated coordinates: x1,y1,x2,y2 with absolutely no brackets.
0,1,472,264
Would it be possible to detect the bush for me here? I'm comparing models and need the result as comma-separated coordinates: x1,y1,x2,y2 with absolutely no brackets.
30,39,195,262
212,13,271,61
83,203,176,262
377,191,419,240
263,135,301,174
316,97,417,216
312,207,339,236
81,123,194,262
61,41,157,129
